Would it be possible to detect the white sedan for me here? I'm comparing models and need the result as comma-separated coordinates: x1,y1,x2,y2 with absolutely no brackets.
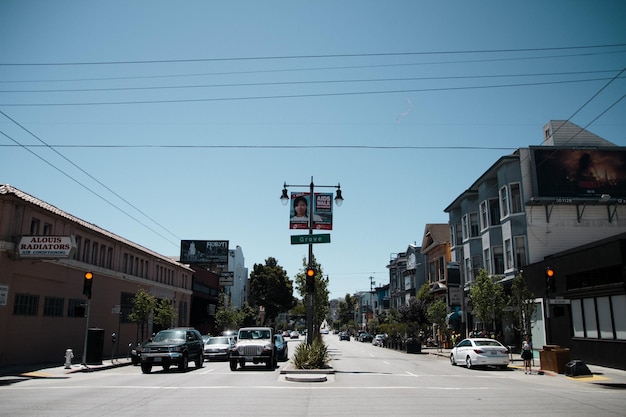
450,338,510,369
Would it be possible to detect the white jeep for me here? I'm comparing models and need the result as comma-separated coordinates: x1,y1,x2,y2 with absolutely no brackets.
229,327,276,371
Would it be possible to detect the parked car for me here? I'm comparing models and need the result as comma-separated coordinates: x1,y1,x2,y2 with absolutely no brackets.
140,327,204,373
289,330,300,339
358,332,373,342
229,327,276,371
203,335,236,361
281,330,291,338
450,338,510,369
339,331,350,341
274,334,288,361
372,334,386,347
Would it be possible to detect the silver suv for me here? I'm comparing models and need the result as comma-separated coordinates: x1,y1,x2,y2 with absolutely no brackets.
229,327,276,370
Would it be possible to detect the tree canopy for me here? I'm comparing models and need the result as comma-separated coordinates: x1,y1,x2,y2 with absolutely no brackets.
249,257,295,325
468,269,506,332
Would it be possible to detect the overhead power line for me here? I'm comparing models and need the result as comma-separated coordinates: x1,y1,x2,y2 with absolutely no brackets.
1,43,624,66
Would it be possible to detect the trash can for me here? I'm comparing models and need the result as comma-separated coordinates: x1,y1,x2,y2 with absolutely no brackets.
406,338,421,354
539,345,571,373
86,328,104,365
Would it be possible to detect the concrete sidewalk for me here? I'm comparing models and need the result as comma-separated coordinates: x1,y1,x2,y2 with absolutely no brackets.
0,357,133,381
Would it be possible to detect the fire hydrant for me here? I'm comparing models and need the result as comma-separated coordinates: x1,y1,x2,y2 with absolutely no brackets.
64,348,74,369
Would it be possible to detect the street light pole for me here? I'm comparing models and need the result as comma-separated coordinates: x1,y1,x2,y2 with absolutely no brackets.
281,176,343,345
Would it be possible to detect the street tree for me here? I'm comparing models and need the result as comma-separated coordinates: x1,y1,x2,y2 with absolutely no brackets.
508,272,536,336
153,298,177,329
128,288,156,341
337,293,357,329
468,269,506,332
249,257,295,325
427,298,448,343
398,296,428,337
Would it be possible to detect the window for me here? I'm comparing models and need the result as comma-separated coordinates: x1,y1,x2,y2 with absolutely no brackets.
483,248,491,274
43,222,52,235
462,215,469,240
30,218,40,235
480,201,488,230
472,256,482,280
505,239,513,270
68,299,85,318
74,236,82,261
469,213,479,237
572,295,626,340
99,245,106,267
14,294,39,316
107,247,113,269
510,183,522,213
514,236,527,268
44,297,64,317
82,239,90,263
500,186,509,218
91,242,98,265
489,199,501,225
493,246,504,274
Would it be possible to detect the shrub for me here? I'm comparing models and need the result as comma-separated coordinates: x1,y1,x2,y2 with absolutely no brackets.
292,337,330,369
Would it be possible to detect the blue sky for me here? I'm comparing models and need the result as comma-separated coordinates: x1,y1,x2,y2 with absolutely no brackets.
1,1,625,299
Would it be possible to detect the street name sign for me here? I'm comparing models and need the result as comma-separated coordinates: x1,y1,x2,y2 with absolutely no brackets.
291,234,331,245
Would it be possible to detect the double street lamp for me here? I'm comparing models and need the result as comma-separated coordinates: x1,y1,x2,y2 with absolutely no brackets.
281,177,343,345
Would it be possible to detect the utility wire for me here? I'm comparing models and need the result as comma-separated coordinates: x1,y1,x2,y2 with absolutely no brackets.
1,43,624,66
2,69,620,94
0,110,182,247
2,76,621,107
2,50,623,84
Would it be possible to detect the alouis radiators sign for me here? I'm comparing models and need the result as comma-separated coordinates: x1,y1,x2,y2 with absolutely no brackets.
18,236,76,258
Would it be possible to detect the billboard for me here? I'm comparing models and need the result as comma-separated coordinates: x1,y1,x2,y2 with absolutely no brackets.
289,192,333,230
180,240,229,264
532,147,626,198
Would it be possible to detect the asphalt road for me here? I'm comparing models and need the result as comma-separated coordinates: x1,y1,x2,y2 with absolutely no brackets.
1,335,625,417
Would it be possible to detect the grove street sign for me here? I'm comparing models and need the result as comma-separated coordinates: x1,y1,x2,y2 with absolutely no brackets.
291,234,331,245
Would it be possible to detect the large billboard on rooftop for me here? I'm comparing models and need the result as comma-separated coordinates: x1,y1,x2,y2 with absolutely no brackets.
531,147,626,199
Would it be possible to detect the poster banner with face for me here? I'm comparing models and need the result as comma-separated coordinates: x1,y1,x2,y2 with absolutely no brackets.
289,192,333,230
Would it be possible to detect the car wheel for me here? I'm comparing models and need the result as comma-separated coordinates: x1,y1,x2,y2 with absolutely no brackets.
195,354,203,368
162,364,170,371
466,356,473,369
141,363,152,374
266,356,274,370
239,359,245,368
229,360,237,371
450,354,456,366
179,353,188,371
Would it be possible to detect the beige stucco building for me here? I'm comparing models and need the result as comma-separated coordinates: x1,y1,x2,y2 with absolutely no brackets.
0,184,193,367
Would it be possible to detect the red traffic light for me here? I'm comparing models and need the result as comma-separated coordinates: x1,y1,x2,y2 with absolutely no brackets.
306,268,315,277
545,268,555,277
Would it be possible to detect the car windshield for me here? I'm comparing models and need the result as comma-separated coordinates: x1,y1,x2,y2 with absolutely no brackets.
153,330,185,342
239,329,270,340
207,337,229,345
474,340,502,347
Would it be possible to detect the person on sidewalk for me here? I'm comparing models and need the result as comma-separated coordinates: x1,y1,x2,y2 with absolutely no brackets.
521,335,533,374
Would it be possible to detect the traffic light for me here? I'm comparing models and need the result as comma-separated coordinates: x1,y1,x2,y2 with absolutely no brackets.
83,271,93,299
545,267,555,294
305,266,316,293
